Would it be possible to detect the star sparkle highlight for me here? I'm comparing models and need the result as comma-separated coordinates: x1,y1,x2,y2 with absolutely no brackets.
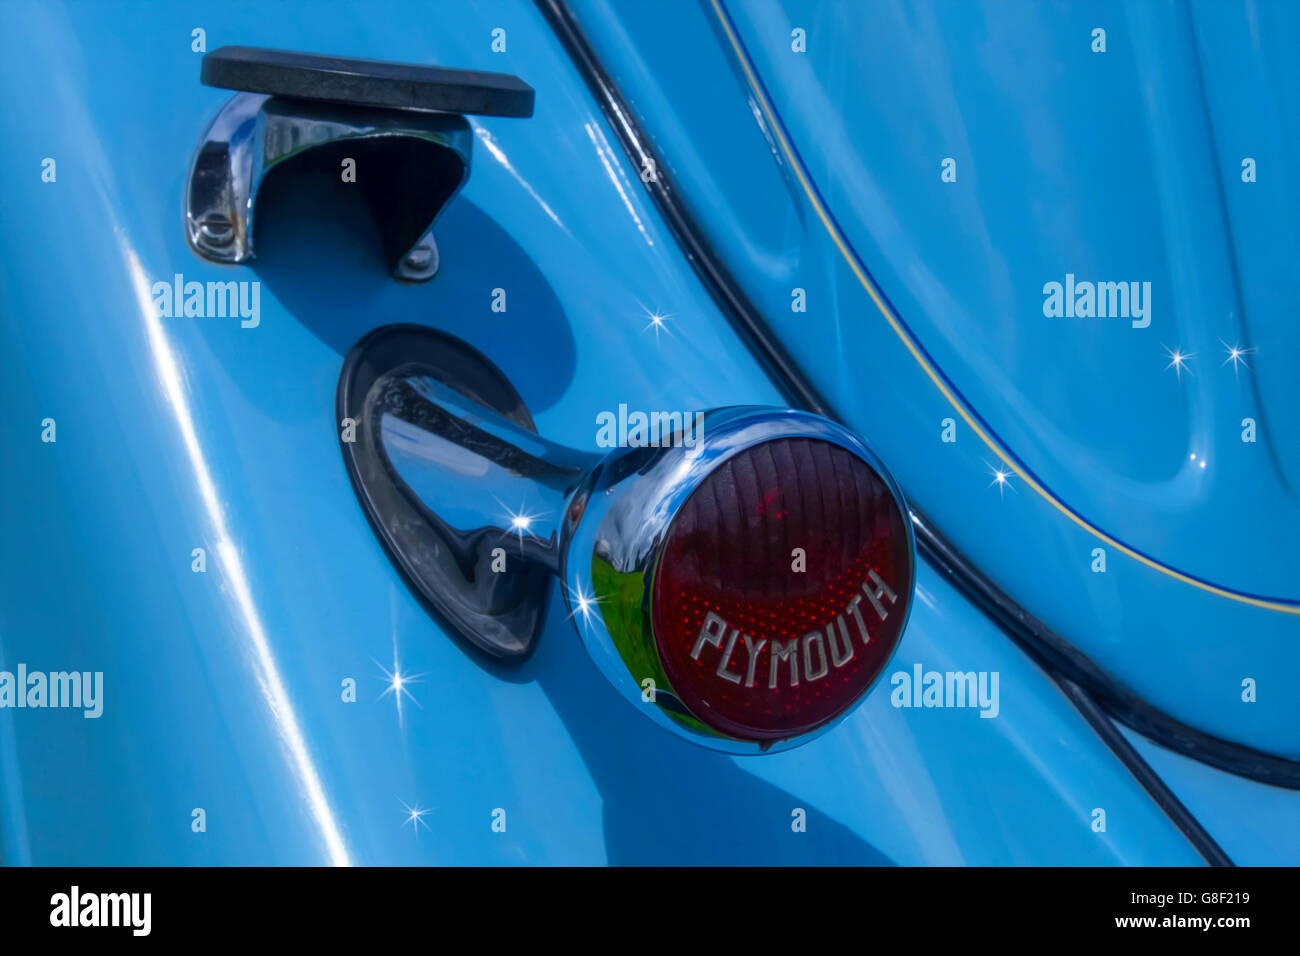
1219,339,1255,377
400,799,433,837
375,656,424,729
565,576,605,631
986,461,1016,497
495,496,548,550
641,306,675,343
1163,344,1195,381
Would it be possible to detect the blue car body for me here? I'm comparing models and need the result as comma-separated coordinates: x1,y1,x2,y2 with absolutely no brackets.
0,0,1295,865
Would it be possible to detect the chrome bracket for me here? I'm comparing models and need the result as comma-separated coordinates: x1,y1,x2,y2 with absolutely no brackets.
185,46,534,281
185,92,472,282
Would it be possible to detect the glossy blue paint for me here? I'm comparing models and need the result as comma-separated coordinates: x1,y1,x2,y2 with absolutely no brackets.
0,0,1214,864
1118,725,1300,866
569,0,1300,759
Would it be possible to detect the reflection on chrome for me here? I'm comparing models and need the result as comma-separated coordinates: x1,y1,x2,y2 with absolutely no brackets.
186,91,473,282
356,348,914,754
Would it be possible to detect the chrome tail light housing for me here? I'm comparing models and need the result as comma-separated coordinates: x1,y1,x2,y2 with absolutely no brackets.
339,325,915,754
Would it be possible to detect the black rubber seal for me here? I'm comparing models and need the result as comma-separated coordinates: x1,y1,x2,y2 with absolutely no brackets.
202,45,535,117
337,324,548,661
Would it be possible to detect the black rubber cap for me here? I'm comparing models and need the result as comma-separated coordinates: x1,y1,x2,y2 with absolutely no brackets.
201,45,534,117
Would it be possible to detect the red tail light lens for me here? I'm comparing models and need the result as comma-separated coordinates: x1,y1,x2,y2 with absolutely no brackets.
650,437,912,741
